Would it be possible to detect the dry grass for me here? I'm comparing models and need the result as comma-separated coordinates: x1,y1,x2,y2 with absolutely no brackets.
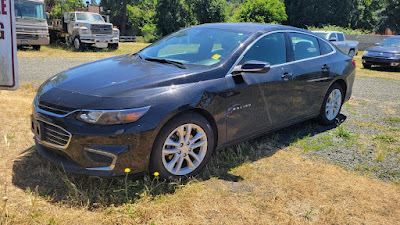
17,42,150,60
1,85,400,224
354,51,400,80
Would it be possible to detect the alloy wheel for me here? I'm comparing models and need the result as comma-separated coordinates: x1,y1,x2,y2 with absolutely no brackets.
162,123,208,176
325,89,342,121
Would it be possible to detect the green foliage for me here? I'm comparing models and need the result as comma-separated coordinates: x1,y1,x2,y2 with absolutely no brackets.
155,0,197,36
307,25,371,35
235,0,287,23
192,0,228,24
48,0,85,18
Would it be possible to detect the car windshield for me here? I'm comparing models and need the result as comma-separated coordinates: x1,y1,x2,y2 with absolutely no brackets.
140,28,251,66
313,32,329,39
14,0,46,20
380,38,400,47
76,13,104,22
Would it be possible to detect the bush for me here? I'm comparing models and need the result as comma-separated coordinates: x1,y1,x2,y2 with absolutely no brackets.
235,0,287,23
307,25,372,35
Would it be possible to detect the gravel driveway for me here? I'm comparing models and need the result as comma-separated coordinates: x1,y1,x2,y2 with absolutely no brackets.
18,58,91,82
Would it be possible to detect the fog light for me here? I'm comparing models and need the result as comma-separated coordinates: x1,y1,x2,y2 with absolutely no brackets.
390,62,399,67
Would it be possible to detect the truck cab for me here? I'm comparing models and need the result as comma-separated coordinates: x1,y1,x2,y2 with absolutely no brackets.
14,0,49,50
64,12,119,50
313,31,359,57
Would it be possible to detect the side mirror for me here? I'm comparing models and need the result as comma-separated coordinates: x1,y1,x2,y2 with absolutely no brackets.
375,43,380,46
233,60,271,74
329,38,337,42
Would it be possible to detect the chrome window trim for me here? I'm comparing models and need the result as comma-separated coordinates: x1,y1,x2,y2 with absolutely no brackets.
226,30,337,76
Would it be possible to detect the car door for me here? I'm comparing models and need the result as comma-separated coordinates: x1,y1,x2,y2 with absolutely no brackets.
224,32,296,141
287,32,334,118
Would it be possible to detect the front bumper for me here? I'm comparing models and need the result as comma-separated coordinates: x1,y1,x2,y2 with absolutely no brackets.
80,36,119,48
362,56,400,67
31,109,157,176
17,34,50,46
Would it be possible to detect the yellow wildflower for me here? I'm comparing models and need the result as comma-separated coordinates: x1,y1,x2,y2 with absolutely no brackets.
154,172,160,177
124,168,131,173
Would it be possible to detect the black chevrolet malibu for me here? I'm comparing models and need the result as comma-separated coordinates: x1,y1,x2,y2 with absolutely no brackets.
362,36,400,69
32,23,356,179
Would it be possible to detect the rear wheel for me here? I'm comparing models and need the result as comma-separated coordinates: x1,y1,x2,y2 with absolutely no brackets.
348,49,355,58
150,112,214,180
318,83,343,125
32,45,41,51
109,43,119,50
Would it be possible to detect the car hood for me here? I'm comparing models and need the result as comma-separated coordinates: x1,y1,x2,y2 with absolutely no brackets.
366,46,400,53
37,55,209,109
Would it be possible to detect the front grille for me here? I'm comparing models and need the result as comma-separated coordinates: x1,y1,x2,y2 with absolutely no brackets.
41,121,71,148
91,24,112,35
38,101,75,115
17,34,38,40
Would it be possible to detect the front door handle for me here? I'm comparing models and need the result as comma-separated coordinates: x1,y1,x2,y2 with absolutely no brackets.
282,72,293,80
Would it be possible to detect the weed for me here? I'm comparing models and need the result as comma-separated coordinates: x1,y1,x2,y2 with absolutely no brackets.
388,117,400,123
334,125,352,139
373,135,396,143
376,151,387,162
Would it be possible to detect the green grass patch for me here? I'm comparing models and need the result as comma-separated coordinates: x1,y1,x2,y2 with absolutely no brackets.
334,125,352,139
373,135,396,143
388,117,400,123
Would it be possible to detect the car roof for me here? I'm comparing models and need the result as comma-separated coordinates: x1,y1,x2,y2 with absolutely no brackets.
385,36,400,39
194,23,314,35
312,31,341,33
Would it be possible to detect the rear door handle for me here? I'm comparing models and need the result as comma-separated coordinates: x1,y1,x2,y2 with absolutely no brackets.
322,64,331,70
282,72,293,80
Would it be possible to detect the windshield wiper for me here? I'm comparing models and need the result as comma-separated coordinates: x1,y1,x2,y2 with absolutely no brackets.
144,57,187,69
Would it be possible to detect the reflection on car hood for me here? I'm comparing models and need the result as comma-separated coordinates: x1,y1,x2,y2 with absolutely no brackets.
367,46,400,53
36,54,208,109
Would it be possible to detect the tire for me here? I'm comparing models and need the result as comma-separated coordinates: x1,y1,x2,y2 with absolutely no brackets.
109,43,119,50
348,49,355,58
73,37,86,51
32,45,41,51
150,112,215,180
363,64,372,69
318,83,344,125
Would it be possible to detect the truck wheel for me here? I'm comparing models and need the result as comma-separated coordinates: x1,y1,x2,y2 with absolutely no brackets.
348,49,355,58
73,37,86,51
32,45,41,51
109,43,119,51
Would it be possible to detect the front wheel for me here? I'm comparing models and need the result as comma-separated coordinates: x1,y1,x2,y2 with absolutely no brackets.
73,37,86,51
150,112,214,180
109,43,119,50
318,83,344,125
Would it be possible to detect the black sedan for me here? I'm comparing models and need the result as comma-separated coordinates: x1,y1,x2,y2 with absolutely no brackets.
362,36,400,69
31,23,356,179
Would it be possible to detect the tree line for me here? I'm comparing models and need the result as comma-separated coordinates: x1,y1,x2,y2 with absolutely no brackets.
46,0,400,41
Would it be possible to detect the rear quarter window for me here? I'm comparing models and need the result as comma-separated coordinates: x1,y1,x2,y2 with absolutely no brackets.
319,40,333,55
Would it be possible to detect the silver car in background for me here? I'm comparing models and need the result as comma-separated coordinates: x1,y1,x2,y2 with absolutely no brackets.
313,31,359,57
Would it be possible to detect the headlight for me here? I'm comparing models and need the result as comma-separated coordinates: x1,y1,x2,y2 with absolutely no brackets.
80,28,90,35
113,29,119,36
363,51,369,56
77,106,150,125
395,54,400,59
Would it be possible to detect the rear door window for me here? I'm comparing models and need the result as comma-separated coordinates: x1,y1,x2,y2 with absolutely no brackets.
337,33,345,41
319,40,333,55
241,32,287,66
289,33,321,61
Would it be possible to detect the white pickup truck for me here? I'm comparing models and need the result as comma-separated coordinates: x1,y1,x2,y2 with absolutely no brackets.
313,31,359,57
